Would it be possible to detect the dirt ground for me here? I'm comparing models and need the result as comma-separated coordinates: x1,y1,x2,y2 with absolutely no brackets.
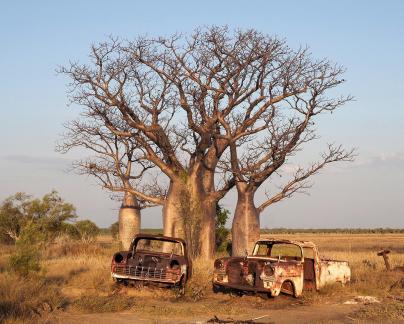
43,286,402,324
47,302,360,324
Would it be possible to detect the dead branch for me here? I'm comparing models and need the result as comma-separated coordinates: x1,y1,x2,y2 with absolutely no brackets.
258,144,355,213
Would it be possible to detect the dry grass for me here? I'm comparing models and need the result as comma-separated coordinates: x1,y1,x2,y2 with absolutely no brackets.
0,273,67,323
0,233,403,322
183,257,215,301
349,299,404,321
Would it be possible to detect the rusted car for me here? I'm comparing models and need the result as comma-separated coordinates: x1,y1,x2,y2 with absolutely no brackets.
213,239,350,297
111,234,191,287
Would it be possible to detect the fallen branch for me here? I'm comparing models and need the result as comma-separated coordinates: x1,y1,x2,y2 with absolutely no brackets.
207,314,272,324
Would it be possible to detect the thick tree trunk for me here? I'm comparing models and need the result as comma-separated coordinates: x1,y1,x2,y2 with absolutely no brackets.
198,200,216,260
231,185,260,257
187,167,216,260
119,192,141,250
162,168,216,261
163,180,186,239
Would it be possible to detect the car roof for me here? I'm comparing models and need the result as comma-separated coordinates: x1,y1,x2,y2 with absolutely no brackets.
132,233,186,245
255,238,316,248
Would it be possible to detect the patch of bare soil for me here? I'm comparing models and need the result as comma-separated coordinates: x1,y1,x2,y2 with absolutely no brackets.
45,293,361,324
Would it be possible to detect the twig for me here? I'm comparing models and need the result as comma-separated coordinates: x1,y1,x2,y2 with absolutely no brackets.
207,314,272,324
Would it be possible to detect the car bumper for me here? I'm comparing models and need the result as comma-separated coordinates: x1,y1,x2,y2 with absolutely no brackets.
111,272,180,284
213,272,278,294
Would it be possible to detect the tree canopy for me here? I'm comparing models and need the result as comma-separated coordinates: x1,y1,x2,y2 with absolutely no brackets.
59,26,353,259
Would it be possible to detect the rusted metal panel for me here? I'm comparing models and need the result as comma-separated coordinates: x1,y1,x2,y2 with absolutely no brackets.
213,238,350,297
111,234,190,286
317,260,350,289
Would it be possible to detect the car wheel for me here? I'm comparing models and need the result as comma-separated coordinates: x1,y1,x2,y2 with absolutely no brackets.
212,284,222,294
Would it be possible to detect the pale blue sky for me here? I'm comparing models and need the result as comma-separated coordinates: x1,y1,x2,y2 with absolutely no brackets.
0,1,403,228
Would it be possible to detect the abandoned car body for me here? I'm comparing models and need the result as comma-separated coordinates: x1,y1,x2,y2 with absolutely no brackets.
111,234,190,286
213,239,350,297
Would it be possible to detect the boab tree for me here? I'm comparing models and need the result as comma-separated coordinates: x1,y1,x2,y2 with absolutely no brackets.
227,143,353,256
218,60,354,255
60,27,352,260
58,120,164,249
59,30,233,259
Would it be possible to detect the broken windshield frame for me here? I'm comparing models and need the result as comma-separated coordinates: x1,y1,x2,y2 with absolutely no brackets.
252,241,303,260
133,238,184,256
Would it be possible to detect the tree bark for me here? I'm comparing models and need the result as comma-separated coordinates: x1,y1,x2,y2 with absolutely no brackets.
231,184,260,257
198,200,216,260
119,192,141,250
163,180,186,239
162,165,217,261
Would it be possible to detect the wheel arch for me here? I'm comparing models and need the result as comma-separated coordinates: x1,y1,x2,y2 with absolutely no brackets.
280,279,298,297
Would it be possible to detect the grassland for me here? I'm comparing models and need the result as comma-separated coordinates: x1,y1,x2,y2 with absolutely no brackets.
0,233,403,323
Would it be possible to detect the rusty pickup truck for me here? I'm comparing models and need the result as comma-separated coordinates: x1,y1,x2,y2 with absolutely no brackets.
213,239,350,297
111,234,190,287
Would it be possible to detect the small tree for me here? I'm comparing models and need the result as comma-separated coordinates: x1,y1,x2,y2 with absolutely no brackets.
110,221,119,240
0,192,30,242
215,204,230,252
74,220,100,243
0,191,77,276
0,191,76,243
8,247,41,276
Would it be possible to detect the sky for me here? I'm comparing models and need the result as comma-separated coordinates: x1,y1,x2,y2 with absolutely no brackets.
0,1,403,229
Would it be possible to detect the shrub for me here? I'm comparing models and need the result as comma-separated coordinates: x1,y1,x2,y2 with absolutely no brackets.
0,191,77,244
62,222,81,239
0,192,30,243
7,222,44,276
75,220,100,243
110,221,119,240
215,204,230,253
8,247,41,277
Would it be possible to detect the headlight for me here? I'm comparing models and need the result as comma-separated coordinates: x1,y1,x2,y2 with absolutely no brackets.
214,260,224,269
170,260,180,270
114,253,124,263
263,264,274,276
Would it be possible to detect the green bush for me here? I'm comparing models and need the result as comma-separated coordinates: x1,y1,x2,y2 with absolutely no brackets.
110,221,119,240
75,220,100,243
0,191,104,283
61,222,81,239
8,222,44,276
215,204,230,253
8,247,41,276
0,191,77,244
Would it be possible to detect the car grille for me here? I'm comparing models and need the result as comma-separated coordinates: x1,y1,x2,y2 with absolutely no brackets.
228,262,243,284
114,265,170,280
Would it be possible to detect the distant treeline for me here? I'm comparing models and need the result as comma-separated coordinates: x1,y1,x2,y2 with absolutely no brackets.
99,228,163,235
99,227,404,235
261,228,404,234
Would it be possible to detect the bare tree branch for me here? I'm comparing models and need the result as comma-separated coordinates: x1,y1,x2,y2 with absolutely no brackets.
258,144,355,213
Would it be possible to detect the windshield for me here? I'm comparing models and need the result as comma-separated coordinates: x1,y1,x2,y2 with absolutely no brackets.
253,242,302,260
135,238,183,256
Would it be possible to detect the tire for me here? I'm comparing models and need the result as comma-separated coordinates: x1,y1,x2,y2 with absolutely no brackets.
212,284,222,294
229,289,243,297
